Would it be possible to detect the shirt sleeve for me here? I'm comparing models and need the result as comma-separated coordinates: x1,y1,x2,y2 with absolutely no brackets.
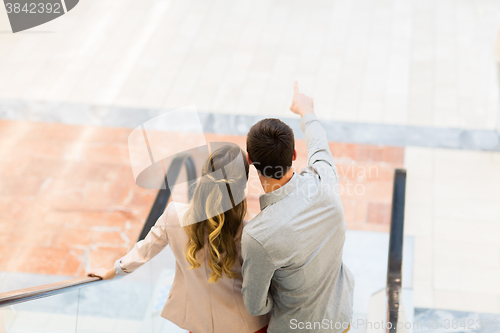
241,231,275,316
114,203,172,276
300,114,337,178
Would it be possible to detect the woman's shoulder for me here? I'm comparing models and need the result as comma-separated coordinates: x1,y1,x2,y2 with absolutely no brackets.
161,202,191,228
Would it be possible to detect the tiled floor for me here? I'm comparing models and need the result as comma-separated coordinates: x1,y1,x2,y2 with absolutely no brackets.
0,121,152,276
414,307,500,333
404,146,500,314
0,0,499,130
0,119,403,277
0,0,500,320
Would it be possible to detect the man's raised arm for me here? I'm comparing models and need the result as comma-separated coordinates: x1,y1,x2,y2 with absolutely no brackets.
289,81,336,170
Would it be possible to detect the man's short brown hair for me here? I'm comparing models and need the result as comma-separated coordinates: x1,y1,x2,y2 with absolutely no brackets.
246,118,294,180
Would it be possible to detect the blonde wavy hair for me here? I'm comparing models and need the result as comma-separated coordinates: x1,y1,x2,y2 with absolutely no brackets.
184,145,249,283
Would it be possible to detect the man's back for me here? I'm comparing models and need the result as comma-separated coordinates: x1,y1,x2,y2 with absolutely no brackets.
242,114,355,333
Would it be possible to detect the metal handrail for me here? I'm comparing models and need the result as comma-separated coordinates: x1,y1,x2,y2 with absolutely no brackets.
386,169,407,333
0,154,196,308
0,277,102,308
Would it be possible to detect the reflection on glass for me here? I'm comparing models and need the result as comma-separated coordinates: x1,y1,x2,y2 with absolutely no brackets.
2,289,79,333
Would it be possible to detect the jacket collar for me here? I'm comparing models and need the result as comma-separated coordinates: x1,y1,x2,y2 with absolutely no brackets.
259,173,299,210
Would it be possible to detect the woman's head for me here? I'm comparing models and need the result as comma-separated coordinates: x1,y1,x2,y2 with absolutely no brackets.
184,145,249,283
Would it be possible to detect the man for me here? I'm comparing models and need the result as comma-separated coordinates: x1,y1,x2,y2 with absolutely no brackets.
241,82,355,332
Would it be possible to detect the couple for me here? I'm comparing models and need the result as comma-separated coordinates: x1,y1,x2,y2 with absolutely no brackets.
90,82,354,333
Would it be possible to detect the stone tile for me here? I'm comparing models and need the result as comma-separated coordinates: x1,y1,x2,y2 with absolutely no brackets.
0,219,16,244
434,178,500,202
13,247,68,275
58,250,85,277
404,147,434,180
367,203,391,225
115,185,157,208
413,236,433,281
87,246,128,272
413,278,434,309
362,181,394,202
329,143,360,161
434,264,500,295
21,122,86,142
404,203,433,237
434,290,499,314
405,177,433,206
498,245,500,272
7,220,62,248
0,176,47,197
344,160,400,179
78,143,130,166
83,126,131,144
53,225,96,249
434,239,499,270
358,145,404,165
15,138,72,160
435,218,500,245
43,210,85,226
63,162,127,184
94,230,129,247
0,245,23,271
0,197,48,223
15,157,66,179
433,149,499,181
434,198,500,223
342,199,369,226
0,156,32,178
103,210,140,229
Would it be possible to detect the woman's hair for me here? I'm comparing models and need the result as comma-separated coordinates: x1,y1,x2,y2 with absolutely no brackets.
184,145,249,283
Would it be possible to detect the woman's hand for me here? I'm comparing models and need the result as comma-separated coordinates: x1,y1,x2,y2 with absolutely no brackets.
88,268,116,280
290,81,314,117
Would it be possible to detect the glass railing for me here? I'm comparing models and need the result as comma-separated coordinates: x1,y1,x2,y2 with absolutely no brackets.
367,169,409,333
0,154,197,333
0,248,187,333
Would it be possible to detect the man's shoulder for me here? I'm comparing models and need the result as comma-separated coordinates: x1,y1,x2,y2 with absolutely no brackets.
242,213,270,239
243,210,288,246
241,220,270,258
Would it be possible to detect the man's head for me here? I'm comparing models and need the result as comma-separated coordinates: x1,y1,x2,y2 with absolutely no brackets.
246,118,296,180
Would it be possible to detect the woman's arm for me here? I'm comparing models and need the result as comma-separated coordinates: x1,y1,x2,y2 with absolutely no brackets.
88,203,174,279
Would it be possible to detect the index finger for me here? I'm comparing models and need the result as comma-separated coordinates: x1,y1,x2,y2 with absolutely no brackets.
293,81,299,94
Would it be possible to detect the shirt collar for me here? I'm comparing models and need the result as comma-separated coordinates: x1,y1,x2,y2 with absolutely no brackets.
259,173,299,211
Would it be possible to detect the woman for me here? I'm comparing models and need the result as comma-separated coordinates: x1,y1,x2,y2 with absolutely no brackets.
89,145,269,333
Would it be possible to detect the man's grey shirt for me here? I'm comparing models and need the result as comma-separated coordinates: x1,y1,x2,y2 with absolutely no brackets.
241,114,355,333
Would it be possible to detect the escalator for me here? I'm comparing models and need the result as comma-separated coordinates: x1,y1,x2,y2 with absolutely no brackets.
0,155,197,333
0,159,409,333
